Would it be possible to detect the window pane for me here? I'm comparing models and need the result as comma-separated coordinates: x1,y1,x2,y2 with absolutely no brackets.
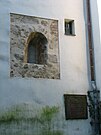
28,41,37,63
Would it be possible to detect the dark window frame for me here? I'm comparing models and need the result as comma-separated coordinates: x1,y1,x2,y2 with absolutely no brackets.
64,19,75,36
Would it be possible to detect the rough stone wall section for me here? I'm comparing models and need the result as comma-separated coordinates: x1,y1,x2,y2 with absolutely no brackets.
10,13,60,79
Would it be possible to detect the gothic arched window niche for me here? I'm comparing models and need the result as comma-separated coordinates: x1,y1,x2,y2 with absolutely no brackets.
10,13,60,79
24,32,48,65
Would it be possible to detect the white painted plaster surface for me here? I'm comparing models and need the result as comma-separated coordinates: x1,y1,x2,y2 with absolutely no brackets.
0,0,93,135
90,0,101,92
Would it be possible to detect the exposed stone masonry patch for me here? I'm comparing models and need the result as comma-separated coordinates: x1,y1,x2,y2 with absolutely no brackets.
10,13,60,79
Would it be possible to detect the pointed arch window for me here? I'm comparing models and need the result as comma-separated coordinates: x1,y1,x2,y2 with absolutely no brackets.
25,32,48,64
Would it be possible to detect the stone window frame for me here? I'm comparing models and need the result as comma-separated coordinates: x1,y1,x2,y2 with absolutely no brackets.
24,32,48,65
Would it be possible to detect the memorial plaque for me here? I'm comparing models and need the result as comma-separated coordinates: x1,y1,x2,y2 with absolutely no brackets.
64,94,88,120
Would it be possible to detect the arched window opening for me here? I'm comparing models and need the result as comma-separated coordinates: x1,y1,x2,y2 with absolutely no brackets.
27,32,48,64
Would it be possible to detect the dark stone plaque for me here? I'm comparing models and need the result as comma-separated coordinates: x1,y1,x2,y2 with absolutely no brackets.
64,94,88,120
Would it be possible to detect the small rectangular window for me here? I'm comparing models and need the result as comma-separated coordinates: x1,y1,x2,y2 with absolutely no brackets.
64,19,75,36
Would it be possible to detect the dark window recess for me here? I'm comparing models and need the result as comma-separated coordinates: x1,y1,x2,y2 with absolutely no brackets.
28,41,37,63
27,32,48,64
65,19,75,35
64,94,88,120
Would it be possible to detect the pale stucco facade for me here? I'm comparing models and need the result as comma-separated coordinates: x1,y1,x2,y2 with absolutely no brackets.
0,0,101,135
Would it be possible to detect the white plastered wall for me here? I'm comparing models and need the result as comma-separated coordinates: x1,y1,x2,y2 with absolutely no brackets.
0,0,92,135
90,0,101,92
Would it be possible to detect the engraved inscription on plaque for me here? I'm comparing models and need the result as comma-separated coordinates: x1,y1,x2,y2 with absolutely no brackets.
64,94,88,120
